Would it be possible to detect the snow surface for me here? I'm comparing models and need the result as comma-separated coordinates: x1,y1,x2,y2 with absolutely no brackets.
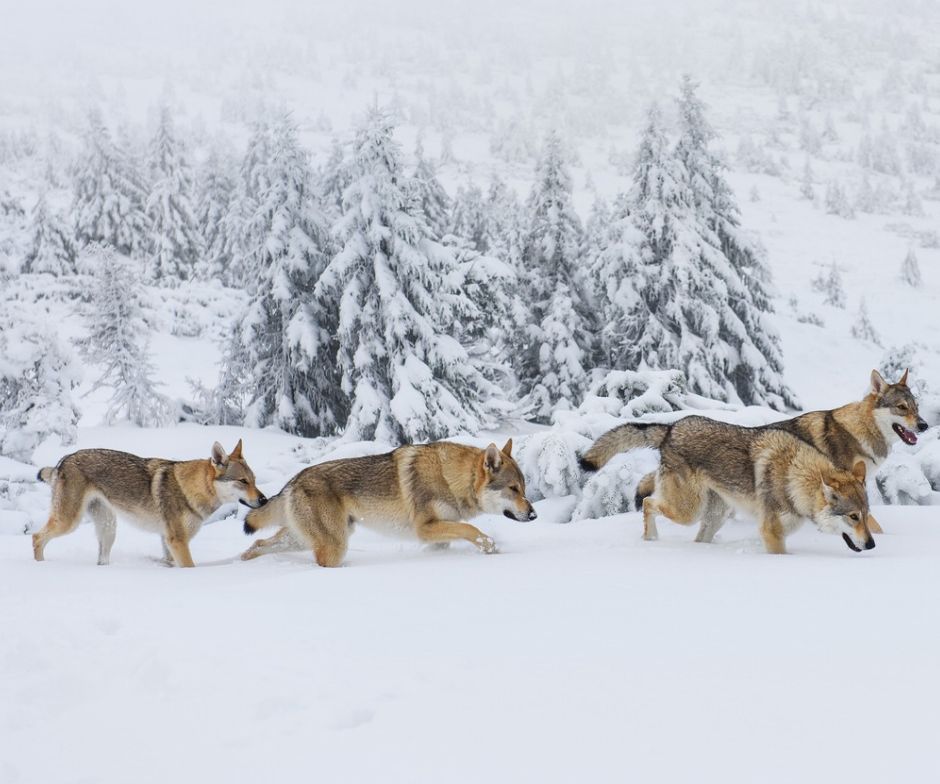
2,424,939,784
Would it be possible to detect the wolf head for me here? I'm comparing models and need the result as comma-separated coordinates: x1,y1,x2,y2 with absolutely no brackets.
210,440,267,509
870,369,928,446
477,439,538,522
816,461,874,552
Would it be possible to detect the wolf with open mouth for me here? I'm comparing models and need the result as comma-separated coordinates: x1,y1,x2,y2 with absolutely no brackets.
583,369,928,540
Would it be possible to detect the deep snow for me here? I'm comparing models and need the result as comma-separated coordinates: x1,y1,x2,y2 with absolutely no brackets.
2,425,939,784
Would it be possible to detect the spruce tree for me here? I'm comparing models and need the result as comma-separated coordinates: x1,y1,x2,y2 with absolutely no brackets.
146,106,202,284
516,131,591,421
409,138,451,241
225,121,273,288
195,147,237,282
239,116,341,436
72,111,150,259
450,181,488,251
851,298,881,346
318,107,498,443
79,245,172,426
22,193,76,275
621,92,796,410
900,247,922,287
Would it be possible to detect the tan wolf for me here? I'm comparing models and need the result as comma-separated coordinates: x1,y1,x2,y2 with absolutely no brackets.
581,417,874,554
33,440,266,567
582,369,926,535
241,439,536,566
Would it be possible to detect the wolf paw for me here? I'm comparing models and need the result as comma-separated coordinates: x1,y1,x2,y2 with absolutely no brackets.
475,535,499,554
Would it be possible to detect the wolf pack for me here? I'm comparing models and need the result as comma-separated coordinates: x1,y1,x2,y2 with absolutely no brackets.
30,369,927,567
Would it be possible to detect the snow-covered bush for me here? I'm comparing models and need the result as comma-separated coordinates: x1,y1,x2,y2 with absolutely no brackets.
571,449,660,522
0,325,81,462
876,433,940,505
514,429,591,504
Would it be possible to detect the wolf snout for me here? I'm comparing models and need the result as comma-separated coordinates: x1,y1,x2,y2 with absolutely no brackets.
240,494,267,508
917,418,929,433
864,536,876,550
527,508,538,521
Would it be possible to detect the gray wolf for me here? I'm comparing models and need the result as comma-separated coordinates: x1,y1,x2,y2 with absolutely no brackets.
33,440,266,567
583,369,925,535
581,416,874,554
241,439,536,566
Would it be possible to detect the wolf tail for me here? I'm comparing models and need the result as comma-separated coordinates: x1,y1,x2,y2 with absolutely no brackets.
578,422,671,472
37,467,56,484
243,493,285,535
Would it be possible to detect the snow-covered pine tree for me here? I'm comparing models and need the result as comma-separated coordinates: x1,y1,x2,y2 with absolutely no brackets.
673,77,795,408
851,298,881,346
22,192,76,275
825,180,855,219
318,137,351,217
800,158,815,200
72,111,150,259
482,174,525,266
224,121,273,288
239,115,342,436
318,107,499,443
146,106,202,284
814,261,847,309
195,146,237,282
79,245,173,426
0,325,81,462
516,130,592,421
900,247,922,287
450,181,488,251
408,138,451,241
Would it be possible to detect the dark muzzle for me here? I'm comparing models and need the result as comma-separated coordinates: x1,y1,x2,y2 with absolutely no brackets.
917,418,929,433
240,494,267,508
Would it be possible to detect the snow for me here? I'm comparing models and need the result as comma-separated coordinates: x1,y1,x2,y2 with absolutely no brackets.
2,422,938,783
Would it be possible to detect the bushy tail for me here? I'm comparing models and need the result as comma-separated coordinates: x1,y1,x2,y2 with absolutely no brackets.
37,467,56,484
579,422,670,472
243,494,285,535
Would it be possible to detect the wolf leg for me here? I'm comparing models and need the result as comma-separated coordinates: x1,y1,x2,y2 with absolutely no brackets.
88,500,117,566
417,519,498,554
867,513,884,535
32,484,88,562
759,514,787,554
240,526,306,561
643,478,703,542
634,472,656,511
694,493,730,544
164,520,196,568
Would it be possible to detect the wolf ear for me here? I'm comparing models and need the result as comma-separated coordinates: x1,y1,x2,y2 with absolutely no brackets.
851,461,867,483
230,439,243,460
484,443,502,472
870,369,887,395
898,368,910,387
502,438,513,457
211,442,228,467
821,481,838,505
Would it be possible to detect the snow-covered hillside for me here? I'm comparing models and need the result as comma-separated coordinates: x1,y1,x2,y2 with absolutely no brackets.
3,1,940,782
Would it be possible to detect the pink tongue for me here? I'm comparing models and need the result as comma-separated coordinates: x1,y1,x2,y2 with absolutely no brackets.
905,430,918,445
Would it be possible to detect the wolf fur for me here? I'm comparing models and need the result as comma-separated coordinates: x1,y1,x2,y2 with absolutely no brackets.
241,439,536,566
33,440,266,567
582,369,926,535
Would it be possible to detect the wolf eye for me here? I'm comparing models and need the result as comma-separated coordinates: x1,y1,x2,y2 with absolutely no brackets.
239,478,249,485
509,485,520,493
898,404,909,412
848,513,860,522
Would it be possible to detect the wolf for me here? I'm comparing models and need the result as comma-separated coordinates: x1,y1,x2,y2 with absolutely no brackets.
240,439,536,566
582,369,926,535
584,416,874,554
33,440,266,567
